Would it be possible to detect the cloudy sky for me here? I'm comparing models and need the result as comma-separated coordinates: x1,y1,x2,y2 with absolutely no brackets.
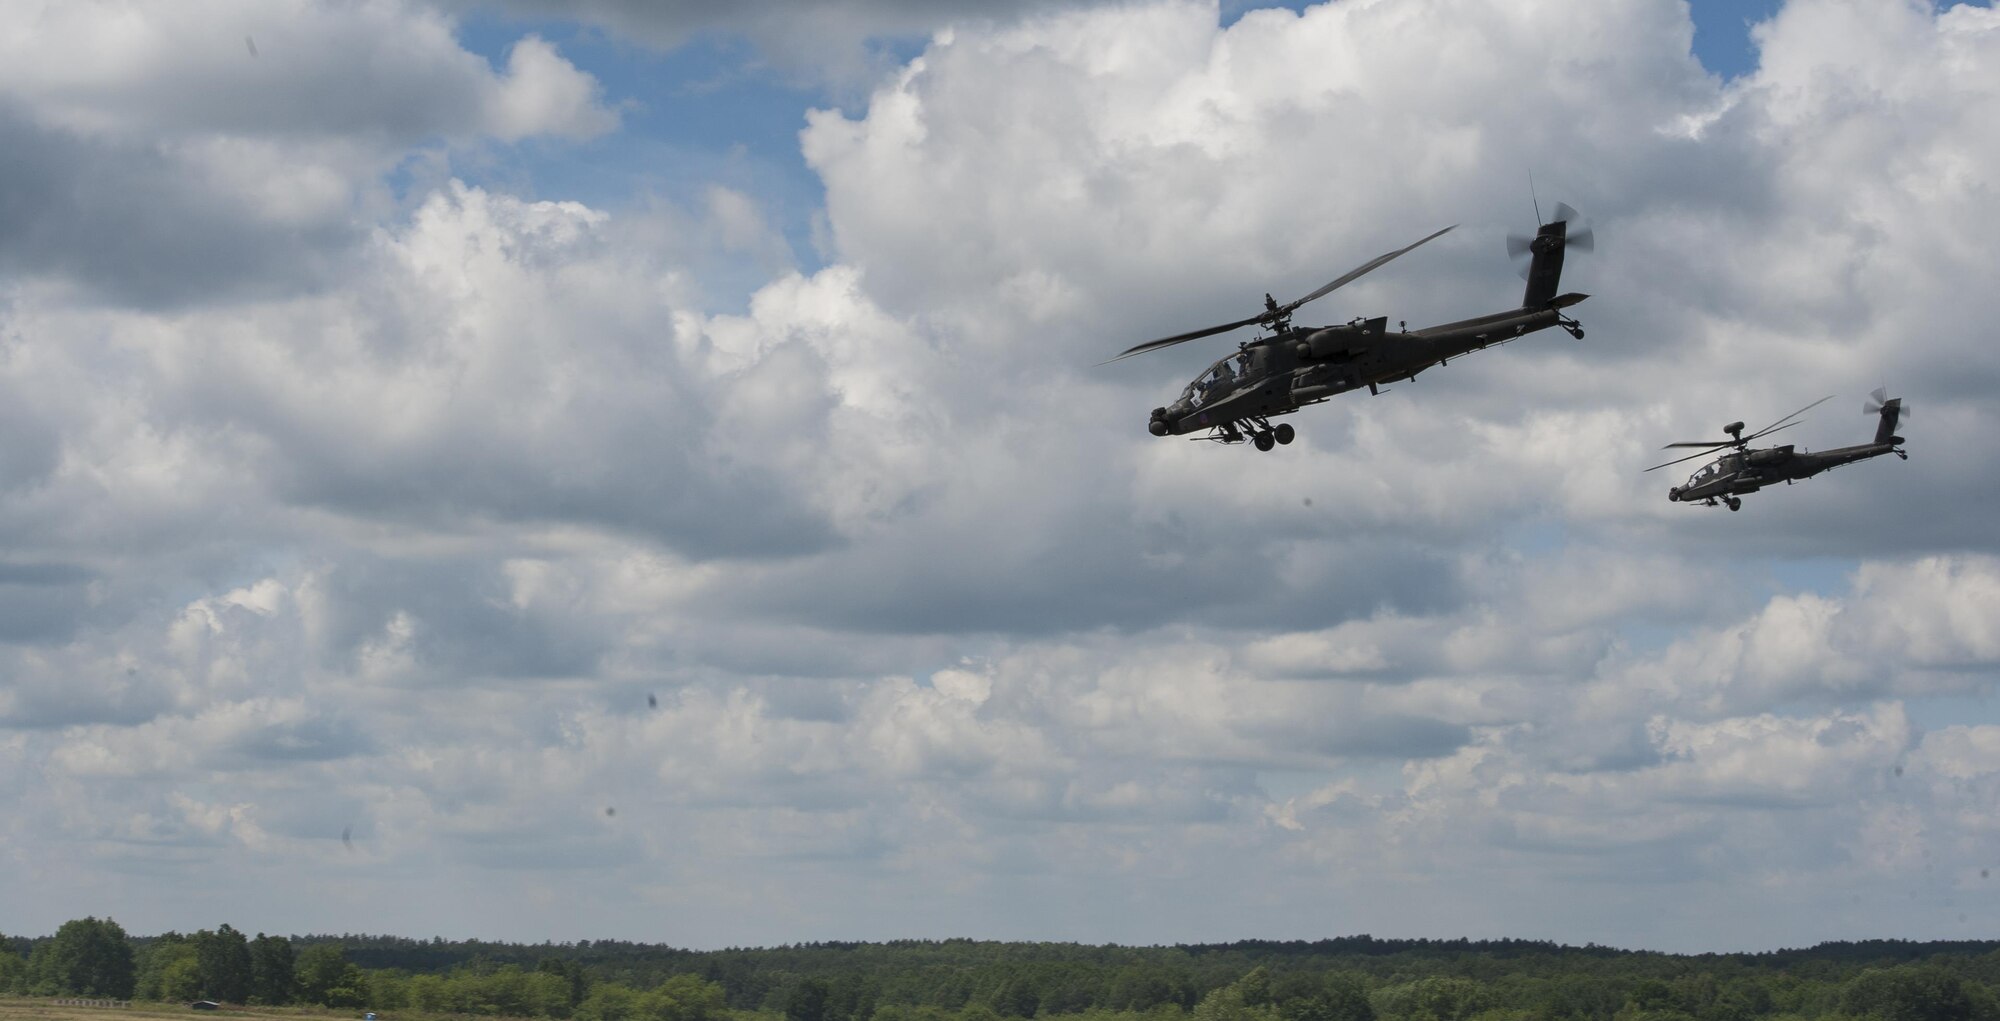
3,0,1999,955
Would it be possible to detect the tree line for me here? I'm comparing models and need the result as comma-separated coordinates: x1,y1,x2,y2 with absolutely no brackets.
5,919,2000,1021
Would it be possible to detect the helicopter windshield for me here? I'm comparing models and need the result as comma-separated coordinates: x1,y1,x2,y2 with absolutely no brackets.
1685,462,1721,488
1180,355,1243,408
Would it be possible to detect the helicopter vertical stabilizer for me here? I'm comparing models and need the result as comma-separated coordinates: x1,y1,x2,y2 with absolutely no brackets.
1520,220,1568,309
1869,391,1904,445
1508,203,1592,309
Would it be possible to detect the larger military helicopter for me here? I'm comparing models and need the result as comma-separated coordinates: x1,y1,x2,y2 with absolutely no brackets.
1107,206,1592,449
1646,389,1908,511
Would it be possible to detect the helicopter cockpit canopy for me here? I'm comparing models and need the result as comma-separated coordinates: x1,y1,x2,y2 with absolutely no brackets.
1179,354,1247,408
1685,461,1722,489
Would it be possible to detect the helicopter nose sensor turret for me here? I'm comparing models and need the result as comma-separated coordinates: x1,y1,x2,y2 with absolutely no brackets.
1149,409,1170,436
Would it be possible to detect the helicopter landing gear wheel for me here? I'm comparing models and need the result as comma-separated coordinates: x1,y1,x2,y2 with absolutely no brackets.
1726,497,1742,512
1253,431,1276,452
1274,423,1295,445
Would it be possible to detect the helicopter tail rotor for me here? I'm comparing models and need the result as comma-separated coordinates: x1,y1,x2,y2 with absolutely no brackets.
1550,202,1594,253
1866,388,1906,445
1509,202,1593,308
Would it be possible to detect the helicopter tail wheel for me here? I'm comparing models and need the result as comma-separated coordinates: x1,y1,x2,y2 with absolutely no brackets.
1253,431,1276,452
1274,423,1295,445
1726,497,1742,512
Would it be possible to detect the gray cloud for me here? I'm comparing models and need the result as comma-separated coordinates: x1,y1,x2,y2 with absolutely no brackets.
0,105,362,308
462,0,1104,84
0,1,615,308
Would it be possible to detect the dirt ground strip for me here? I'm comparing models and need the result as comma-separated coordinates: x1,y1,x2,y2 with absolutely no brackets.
0,1002,350,1021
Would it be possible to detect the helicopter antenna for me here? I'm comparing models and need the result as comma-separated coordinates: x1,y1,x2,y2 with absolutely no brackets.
1528,170,1542,225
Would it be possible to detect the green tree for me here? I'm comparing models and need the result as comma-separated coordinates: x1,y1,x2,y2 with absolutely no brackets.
1194,975,1282,1021
366,972,412,1011
1842,967,1973,1021
1966,981,2000,1021
541,956,591,1008
28,917,136,998
789,978,833,1021
1538,976,1621,1021
642,974,730,1021
0,936,25,994
193,925,253,1003
296,943,368,1008
1613,975,1695,1021
1624,981,1676,1015
1241,969,1276,1009
134,935,202,1003
1281,972,1376,1021
162,956,205,1003
827,973,881,1021
1379,977,1485,1021
577,984,643,1021
250,934,295,1005
135,934,185,1002
1110,967,1192,1012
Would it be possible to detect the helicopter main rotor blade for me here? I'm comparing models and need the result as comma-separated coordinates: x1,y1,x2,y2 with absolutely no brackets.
1657,420,1800,453
1745,395,1835,441
1103,312,1268,363
1648,448,1728,472
1284,224,1456,312
1640,444,1752,472
1106,224,1453,364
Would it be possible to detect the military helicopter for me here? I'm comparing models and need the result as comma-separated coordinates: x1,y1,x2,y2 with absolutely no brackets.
1107,206,1591,449
1646,389,1908,511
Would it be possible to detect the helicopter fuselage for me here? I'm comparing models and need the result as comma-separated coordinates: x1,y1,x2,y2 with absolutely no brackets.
1659,393,1907,510
1668,441,1904,506
1149,295,1587,441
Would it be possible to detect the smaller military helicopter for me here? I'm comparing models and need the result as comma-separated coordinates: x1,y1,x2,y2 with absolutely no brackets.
1646,389,1908,511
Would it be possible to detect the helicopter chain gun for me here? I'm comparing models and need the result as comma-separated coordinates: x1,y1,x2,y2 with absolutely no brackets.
1647,389,1908,511
1107,206,1592,450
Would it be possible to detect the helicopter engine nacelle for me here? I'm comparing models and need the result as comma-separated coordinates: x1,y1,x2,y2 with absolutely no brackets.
1297,326,1361,360
1746,445,1794,465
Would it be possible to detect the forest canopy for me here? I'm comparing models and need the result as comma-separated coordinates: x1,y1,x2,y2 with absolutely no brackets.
4,924,1999,1021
